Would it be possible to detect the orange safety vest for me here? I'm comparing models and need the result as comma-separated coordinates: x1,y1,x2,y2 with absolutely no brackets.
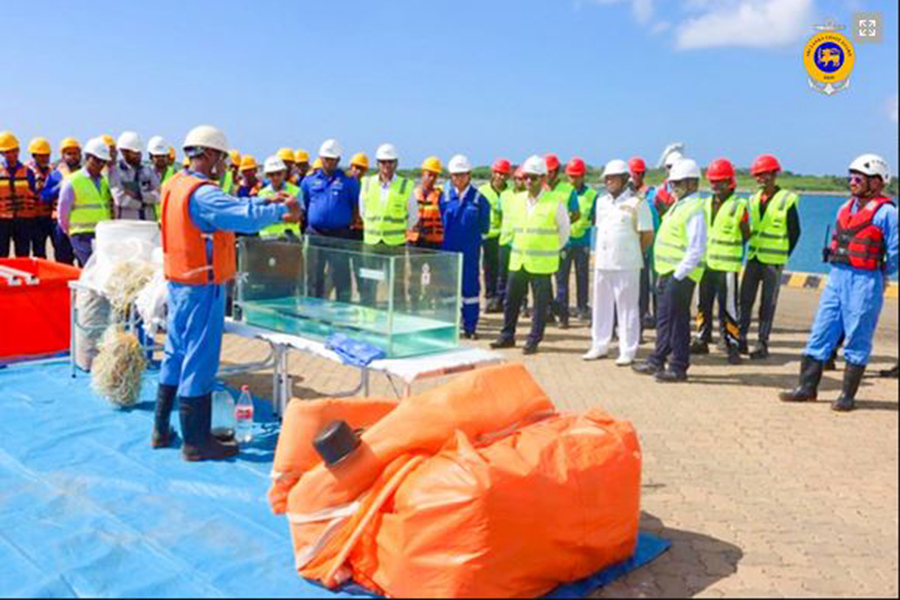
27,162,54,218
408,185,443,245
161,172,236,285
0,162,34,220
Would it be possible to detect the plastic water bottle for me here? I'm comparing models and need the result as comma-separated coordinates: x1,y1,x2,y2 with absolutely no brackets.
235,385,254,444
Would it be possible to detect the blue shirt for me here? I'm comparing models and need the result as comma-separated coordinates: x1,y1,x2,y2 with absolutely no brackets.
568,184,597,248
300,168,360,231
187,171,286,234
831,197,899,277
440,185,490,254
42,170,64,205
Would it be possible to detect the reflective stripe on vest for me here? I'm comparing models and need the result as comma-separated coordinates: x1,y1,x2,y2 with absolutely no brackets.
748,189,798,265
363,175,409,246
570,186,598,240
509,194,560,274
259,183,301,237
654,195,705,283
478,183,506,239
705,194,747,272
0,163,33,219
161,172,236,285
829,196,893,271
69,170,112,234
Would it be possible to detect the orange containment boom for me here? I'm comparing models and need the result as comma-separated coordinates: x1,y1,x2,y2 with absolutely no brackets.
269,363,642,598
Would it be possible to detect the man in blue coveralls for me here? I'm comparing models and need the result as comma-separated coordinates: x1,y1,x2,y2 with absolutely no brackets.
441,154,490,339
152,125,300,461
780,154,897,412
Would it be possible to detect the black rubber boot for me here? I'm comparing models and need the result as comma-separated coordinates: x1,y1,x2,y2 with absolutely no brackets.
779,356,825,402
880,364,899,379
690,339,710,355
151,384,178,448
180,394,239,462
832,364,866,412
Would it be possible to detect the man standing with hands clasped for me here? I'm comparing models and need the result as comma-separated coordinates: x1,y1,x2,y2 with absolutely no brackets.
583,159,654,366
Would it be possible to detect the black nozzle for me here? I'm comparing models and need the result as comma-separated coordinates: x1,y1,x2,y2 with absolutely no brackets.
313,420,361,467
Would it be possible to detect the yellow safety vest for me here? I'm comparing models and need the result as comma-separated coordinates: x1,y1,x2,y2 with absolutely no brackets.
362,175,410,246
705,194,747,273
478,183,506,240
68,170,112,235
747,189,799,266
570,186,598,240
654,195,705,283
509,193,561,275
259,182,301,237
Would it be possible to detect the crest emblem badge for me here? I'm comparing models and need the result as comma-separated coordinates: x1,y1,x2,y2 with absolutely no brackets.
804,20,856,96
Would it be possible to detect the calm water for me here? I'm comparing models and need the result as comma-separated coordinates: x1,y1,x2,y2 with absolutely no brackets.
786,193,848,276
239,296,458,358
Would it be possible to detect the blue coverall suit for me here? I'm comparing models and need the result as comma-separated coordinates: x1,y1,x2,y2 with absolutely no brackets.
440,185,491,335
160,172,287,398
803,198,898,367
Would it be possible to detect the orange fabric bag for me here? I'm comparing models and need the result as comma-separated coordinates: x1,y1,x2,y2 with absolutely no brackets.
270,364,642,598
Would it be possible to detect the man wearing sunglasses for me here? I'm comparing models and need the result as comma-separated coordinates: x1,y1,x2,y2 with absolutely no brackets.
781,154,897,412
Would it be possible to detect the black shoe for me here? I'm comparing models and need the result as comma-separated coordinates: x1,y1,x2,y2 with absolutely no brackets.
779,356,825,403
490,338,515,349
463,331,479,340
180,394,239,462
559,320,570,330
642,316,656,330
632,362,660,376
727,351,742,366
522,308,532,319
750,345,769,360
655,370,688,383
690,340,710,355
151,384,178,449
738,340,750,356
880,364,898,379
522,342,539,355
832,363,865,412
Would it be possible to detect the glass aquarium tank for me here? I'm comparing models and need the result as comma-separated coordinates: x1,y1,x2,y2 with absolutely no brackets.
235,236,462,358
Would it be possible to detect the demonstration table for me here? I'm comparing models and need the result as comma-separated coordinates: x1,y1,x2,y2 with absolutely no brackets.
222,319,505,416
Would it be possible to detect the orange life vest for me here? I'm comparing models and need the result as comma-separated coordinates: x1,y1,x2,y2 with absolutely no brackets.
161,172,236,285
0,162,34,220
408,185,443,245
27,162,54,218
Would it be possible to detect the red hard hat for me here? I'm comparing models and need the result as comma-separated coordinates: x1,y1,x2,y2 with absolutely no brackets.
628,157,647,174
706,158,736,183
545,153,561,172
565,157,587,177
492,158,512,174
750,154,781,176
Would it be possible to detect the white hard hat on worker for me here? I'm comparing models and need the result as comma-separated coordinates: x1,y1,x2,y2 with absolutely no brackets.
319,139,342,160
83,137,111,162
448,154,472,174
522,155,548,176
117,131,142,153
668,158,701,182
264,156,287,175
849,154,891,186
376,143,399,162
147,136,168,156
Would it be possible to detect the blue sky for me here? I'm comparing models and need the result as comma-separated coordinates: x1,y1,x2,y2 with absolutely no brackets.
3,0,897,175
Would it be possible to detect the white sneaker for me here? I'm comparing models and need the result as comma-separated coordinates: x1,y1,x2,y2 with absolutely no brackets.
583,347,609,361
615,355,635,367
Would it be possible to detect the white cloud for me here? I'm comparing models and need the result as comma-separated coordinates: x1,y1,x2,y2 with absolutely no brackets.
890,96,899,125
675,0,814,50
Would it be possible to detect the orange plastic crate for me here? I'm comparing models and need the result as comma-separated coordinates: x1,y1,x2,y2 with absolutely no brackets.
0,259,81,361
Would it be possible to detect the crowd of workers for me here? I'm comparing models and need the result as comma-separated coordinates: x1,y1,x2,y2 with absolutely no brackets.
0,126,896,460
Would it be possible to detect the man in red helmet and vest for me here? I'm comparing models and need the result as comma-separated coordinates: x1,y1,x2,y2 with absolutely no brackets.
690,159,750,365
153,125,300,461
739,153,801,360
780,154,897,412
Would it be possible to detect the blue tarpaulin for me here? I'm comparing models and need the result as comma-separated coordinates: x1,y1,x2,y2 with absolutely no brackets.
0,359,668,598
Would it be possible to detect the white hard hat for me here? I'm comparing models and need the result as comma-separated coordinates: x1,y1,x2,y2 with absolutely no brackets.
263,155,287,174
849,153,891,186
603,159,630,178
147,135,168,156
664,151,684,169
116,131,142,153
448,154,472,174
669,158,701,182
318,139,342,159
376,143,399,161
84,137,111,162
183,125,229,155
522,155,548,176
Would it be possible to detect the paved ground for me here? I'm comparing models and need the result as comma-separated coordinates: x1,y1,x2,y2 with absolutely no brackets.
221,286,898,598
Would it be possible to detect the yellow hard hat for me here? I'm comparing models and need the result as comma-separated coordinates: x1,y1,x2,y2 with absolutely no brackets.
239,155,257,172
168,146,176,160
102,134,116,147
312,157,323,170
28,137,51,155
277,147,295,162
295,149,310,163
60,137,81,152
0,131,21,152
421,156,442,174
229,149,241,165
350,152,369,169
